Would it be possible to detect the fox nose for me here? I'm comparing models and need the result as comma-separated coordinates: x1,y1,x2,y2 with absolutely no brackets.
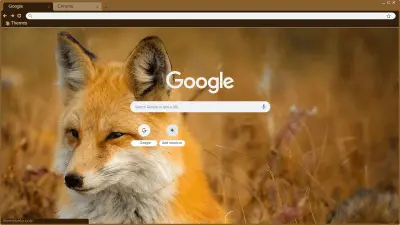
64,173,83,189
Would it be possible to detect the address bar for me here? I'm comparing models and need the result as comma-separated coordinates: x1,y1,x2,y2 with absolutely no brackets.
25,12,396,20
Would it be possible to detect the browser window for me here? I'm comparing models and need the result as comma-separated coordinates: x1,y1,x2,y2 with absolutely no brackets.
1,1,399,224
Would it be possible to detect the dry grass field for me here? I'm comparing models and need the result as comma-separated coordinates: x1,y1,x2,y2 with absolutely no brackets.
1,28,398,223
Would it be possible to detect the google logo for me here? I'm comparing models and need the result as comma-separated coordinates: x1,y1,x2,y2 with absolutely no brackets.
138,124,151,137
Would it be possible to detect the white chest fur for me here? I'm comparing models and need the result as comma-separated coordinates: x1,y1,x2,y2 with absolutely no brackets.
58,185,176,224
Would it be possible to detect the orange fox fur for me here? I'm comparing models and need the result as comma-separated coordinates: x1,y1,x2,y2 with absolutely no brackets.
53,32,226,223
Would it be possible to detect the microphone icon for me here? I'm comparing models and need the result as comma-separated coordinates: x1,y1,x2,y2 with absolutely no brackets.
262,104,265,110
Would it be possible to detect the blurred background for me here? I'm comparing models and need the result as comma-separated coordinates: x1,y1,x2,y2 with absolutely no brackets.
1,28,398,223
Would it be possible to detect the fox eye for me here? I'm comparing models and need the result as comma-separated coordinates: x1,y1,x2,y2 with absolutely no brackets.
106,132,124,141
69,129,79,139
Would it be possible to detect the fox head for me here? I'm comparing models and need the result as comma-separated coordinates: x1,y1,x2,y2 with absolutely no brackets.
53,32,184,196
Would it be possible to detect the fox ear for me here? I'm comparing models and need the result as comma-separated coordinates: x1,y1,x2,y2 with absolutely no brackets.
125,36,173,101
56,32,96,97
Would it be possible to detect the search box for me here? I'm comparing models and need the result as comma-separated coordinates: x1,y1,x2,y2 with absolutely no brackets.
131,101,271,113
25,12,396,20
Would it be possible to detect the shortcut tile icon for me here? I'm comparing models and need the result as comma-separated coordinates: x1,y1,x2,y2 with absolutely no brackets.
166,124,178,136
138,124,151,137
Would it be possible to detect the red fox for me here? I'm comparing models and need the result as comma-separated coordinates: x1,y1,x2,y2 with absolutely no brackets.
52,32,226,223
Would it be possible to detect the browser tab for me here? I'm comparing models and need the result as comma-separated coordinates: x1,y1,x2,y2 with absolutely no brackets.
53,2,102,11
